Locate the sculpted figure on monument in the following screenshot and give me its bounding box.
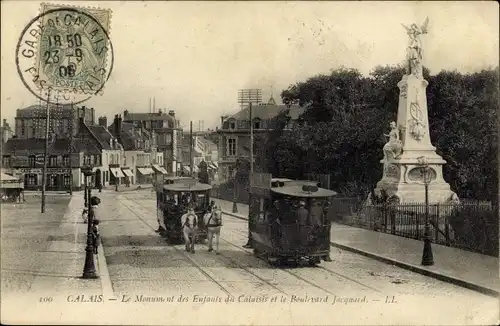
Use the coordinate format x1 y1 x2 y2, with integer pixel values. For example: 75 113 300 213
383 121 403 166
402 17 429 79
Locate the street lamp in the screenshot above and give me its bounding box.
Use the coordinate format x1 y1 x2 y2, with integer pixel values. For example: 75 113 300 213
238 89 262 249
81 165 98 279
418 156 434 266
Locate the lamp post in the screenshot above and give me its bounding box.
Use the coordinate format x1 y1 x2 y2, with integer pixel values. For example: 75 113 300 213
238 89 262 249
418 156 434 266
81 165 98 279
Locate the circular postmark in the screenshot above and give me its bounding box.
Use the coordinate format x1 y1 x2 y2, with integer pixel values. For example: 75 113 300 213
16 6 114 105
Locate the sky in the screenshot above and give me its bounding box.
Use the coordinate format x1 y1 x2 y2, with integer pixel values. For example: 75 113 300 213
1 1 498 130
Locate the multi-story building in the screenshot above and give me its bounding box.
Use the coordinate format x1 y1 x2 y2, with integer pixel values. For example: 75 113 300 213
121 109 182 175
14 104 95 139
2 105 123 190
180 134 218 179
216 95 305 183
0 119 14 144
109 114 166 185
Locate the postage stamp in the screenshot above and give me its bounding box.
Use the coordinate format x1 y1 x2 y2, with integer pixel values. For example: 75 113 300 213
36 3 112 94
16 4 114 105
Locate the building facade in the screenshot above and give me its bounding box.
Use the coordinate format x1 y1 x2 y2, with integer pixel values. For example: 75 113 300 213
121 109 182 175
2 105 123 191
0 119 14 144
216 96 305 183
109 114 165 185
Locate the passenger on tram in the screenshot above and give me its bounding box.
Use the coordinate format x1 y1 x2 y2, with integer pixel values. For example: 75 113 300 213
296 200 309 226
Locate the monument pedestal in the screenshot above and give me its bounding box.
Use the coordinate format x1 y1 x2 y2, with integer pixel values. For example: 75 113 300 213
374 74 457 204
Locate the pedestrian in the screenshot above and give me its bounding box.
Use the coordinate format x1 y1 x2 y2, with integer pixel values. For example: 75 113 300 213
296 200 309 226
82 208 89 223
204 206 223 254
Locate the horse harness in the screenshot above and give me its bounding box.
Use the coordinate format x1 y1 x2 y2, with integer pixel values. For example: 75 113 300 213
206 211 222 227
183 212 198 229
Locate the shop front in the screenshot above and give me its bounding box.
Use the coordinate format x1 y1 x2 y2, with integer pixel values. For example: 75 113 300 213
121 168 134 186
109 167 125 185
137 166 154 184
14 168 72 191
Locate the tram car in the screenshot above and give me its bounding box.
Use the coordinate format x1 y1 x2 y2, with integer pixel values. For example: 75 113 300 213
156 177 212 244
249 174 336 266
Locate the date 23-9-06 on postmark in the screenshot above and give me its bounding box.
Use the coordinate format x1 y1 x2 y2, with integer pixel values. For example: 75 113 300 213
16 3 114 105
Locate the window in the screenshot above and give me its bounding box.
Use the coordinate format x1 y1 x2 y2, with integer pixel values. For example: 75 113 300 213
63 175 71 186
253 119 261 129
25 174 37 186
226 138 236 156
90 155 95 165
63 155 70 166
124 155 127 166
95 155 101 166
29 156 35 167
229 120 236 129
227 166 234 178
2 156 11 167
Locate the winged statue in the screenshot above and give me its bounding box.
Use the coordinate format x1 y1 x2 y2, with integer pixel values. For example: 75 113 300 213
402 17 429 78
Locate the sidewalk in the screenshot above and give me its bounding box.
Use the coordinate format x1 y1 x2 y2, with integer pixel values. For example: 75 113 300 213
213 198 500 297
24 194 107 297
101 184 154 193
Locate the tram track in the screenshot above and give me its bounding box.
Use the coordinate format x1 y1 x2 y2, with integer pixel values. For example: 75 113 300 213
122 195 381 296
124 197 288 296
117 199 233 297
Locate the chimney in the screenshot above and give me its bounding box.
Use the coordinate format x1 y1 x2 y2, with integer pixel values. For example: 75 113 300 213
168 110 175 117
91 108 95 125
124 110 129 117
98 116 108 127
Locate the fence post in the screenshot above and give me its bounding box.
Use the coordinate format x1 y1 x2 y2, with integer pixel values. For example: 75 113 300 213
435 204 439 242
415 204 420 239
391 206 396 234
445 205 451 246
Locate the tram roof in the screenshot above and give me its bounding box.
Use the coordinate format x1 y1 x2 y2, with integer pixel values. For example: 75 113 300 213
163 183 212 192
271 184 337 198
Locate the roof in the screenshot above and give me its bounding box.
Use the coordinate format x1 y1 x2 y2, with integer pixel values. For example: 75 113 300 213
108 122 151 151
228 103 305 121
16 104 74 118
87 125 113 150
123 112 176 122
163 183 212 192
271 184 337 198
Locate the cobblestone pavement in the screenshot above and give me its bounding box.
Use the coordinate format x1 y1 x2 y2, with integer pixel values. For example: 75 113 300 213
98 192 497 325
2 192 497 325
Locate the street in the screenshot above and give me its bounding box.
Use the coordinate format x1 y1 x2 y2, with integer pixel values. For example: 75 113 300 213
1 190 498 325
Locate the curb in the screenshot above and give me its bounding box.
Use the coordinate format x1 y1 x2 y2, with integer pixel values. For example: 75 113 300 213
96 242 116 300
221 209 499 298
329 241 499 298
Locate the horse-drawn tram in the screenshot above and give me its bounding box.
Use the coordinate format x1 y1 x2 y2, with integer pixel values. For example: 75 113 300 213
250 173 337 266
156 177 212 244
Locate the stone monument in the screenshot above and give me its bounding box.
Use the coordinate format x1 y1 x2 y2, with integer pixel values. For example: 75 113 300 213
374 18 458 204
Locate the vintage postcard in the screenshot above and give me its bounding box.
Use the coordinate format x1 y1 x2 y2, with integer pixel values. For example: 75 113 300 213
1 1 499 325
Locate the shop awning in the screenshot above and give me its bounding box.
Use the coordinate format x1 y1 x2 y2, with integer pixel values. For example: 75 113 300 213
110 168 125 178
183 165 199 173
137 167 153 175
208 162 218 170
1 173 24 189
152 165 168 175
122 169 134 177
